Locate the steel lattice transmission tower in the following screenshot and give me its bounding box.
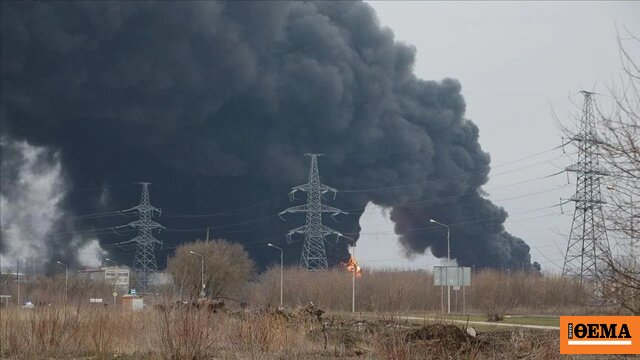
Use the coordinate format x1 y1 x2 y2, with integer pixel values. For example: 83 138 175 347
119 183 164 293
279 154 347 271
562 91 611 292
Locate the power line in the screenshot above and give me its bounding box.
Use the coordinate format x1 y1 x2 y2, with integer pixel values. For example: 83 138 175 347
64 182 139 194
98 176 572 237
54 146 575 249
61 210 129 220
340 152 570 194
156 201 573 263
348 202 570 238
352 171 567 215
344 181 570 213
163 214 278 233
48 169 569 241
322 143 565 165
63 145 569 222
47 226 136 236
158 166 564 219
347 212 566 237
156 169 569 239
242 203 567 248
157 147 573 219
492 144 564 169
163 195 288 218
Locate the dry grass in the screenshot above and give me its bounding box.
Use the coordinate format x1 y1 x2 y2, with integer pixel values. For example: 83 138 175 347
1 304 630 359
2 268 599 316
0 304 328 359
0 304 157 359
0 268 622 359
249 267 594 315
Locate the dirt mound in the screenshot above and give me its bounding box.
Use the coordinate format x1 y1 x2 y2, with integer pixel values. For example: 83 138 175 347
196 298 225 312
233 302 326 324
153 299 225 313
294 302 325 321
487 313 504 322
406 324 471 343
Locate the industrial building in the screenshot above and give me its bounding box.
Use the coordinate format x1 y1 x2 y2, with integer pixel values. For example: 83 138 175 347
76 266 130 295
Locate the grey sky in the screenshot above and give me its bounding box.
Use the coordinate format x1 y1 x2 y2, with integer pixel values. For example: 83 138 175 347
358 1 640 272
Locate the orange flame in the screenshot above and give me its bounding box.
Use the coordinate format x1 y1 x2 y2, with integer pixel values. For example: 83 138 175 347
343 255 362 277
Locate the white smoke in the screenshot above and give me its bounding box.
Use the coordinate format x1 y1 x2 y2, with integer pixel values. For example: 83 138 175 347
76 239 107 267
0 138 106 269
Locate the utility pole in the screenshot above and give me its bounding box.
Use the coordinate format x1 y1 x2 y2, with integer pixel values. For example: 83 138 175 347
351 245 356 313
56 261 68 304
189 251 205 298
430 219 451 314
16 259 20 306
268 243 283 308
116 183 164 294
562 91 611 297
104 258 118 305
279 154 347 271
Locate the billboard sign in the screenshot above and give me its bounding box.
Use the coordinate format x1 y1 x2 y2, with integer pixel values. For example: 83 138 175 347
433 266 471 287
105 269 130 286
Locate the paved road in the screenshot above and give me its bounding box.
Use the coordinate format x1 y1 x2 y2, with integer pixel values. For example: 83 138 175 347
352 313 561 331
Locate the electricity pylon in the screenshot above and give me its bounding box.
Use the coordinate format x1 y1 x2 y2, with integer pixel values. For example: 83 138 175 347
279 154 347 271
562 91 611 295
116 182 164 293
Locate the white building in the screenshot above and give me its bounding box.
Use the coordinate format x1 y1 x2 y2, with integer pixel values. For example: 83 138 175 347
76 266 130 294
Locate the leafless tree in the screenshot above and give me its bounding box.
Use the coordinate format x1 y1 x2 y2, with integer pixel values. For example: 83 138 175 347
167 239 255 300
594 27 639 314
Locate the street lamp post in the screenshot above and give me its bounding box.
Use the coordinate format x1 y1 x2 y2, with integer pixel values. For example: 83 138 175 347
430 219 451 314
56 261 68 305
16 259 20 306
268 243 284 308
189 251 205 298
351 245 356 313
104 258 118 306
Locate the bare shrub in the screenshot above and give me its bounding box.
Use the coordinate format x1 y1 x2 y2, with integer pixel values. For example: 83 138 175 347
168 239 255 300
155 306 217 360
227 312 294 355
1 305 86 359
0 300 600 359
250 267 438 313
5 275 116 307
85 306 117 356
371 329 415 360
0 267 601 359
249 267 591 315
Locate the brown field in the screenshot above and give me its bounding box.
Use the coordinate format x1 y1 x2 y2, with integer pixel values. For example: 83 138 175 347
249 268 595 315
0 269 634 359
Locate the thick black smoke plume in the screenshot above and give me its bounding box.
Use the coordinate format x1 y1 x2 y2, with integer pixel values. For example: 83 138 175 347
1 1 532 270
